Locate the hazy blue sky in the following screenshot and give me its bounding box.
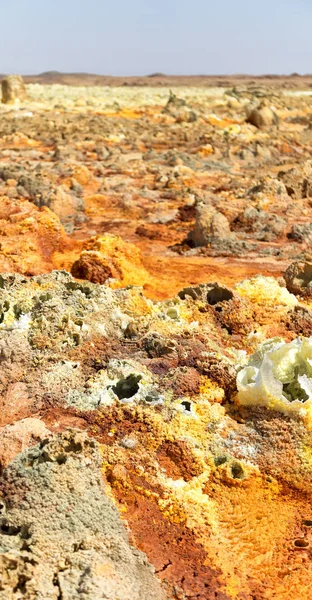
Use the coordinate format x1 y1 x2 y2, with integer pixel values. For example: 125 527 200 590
1 0 311 75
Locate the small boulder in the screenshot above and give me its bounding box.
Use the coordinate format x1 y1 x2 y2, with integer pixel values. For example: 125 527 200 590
284 261 312 296
285 305 312 337
246 99 278 129
188 204 232 247
1 75 26 104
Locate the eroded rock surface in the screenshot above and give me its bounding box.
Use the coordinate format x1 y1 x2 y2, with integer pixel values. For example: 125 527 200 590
0 430 167 600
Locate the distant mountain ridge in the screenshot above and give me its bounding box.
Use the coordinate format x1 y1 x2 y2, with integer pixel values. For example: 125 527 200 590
0 72 310 88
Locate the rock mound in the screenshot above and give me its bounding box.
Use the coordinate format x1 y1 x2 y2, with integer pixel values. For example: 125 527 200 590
71 234 150 287
163 91 197 122
188 203 232 247
1 75 26 104
0 430 167 600
0 197 74 275
284 261 312 296
246 99 278 129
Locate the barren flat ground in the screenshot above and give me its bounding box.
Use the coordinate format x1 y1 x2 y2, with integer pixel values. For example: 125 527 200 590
2 78 312 599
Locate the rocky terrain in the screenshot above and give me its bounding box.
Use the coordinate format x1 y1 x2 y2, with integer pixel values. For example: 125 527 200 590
1 78 312 598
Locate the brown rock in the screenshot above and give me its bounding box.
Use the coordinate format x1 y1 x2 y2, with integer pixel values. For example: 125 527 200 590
1 75 27 104
285 305 312 336
246 99 278 129
212 295 254 336
71 250 117 283
284 261 312 296
188 204 232 247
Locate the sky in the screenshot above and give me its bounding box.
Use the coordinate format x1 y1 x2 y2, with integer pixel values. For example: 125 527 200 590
1 0 311 75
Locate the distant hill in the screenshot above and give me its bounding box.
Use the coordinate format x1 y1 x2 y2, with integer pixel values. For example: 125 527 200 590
0 72 310 88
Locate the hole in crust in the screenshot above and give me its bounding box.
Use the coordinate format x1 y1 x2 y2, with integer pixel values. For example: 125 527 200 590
0 522 21 536
112 374 142 400
302 519 312 527
231 461 245 479
294 538 309 548
207 286 233 306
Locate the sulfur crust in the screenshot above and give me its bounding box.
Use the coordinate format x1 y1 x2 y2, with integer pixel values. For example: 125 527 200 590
236 336 312 417
235 275 298 307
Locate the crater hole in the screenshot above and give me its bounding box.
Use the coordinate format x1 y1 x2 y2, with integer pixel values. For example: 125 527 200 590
207 286 233 306
294 538 309 548
302 519 312 527
112 374 142 400
231 461 245 479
